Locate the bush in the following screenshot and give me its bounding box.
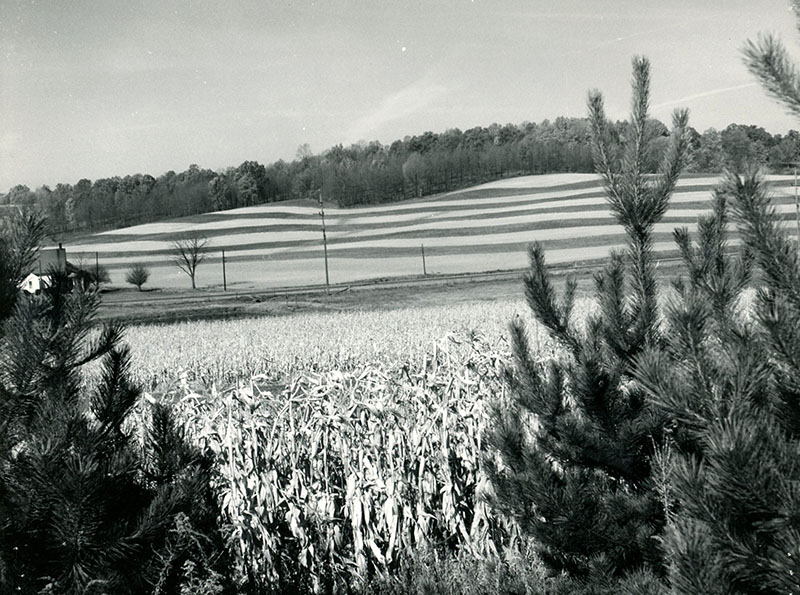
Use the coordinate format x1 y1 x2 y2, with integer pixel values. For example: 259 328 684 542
126 262 151 290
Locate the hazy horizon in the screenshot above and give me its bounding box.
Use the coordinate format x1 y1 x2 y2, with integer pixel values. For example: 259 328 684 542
3 0 800 192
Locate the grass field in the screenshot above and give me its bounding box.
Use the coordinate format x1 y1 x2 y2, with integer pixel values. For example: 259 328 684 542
65 173 798 290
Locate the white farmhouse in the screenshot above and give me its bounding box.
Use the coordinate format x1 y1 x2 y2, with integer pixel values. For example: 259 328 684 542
19 244 68 295
19 272 54 294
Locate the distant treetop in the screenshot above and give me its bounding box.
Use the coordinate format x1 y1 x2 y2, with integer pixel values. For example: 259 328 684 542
2 118 797 235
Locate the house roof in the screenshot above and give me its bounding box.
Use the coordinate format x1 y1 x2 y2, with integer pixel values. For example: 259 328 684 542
33 247 66 275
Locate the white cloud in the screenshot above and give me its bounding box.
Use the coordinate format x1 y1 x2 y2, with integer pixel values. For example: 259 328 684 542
652 83 758 110
348 79 450 141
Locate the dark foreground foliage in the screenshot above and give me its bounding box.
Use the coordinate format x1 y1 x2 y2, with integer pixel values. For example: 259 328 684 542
486 56 690 595
635 171 800 594
489 6 800 590
0 214 232 595
626 8 800 592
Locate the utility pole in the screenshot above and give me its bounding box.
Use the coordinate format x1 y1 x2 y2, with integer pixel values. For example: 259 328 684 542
319 190 330 294
222 249 227 291
783 163 800 244
421 243 427 276
795 166 800 244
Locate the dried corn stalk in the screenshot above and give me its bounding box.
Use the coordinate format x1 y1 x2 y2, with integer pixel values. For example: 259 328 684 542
151 333 527 592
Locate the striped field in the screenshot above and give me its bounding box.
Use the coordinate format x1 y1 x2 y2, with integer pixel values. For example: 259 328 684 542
66 173 799 290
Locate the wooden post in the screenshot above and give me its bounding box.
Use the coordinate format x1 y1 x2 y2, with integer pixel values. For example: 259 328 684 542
95 252 99 278
319 191 330 294
222 249 227 291
795 167 799 243
421 243 427 276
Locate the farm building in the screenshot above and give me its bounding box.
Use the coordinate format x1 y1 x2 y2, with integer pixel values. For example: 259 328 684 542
19 272 54 294
19 244 68 295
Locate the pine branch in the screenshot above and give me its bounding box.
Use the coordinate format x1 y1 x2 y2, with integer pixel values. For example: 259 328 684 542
91 347 141 438
665 514 730 595
507 318 547 415
0 213 46 325
522 243 579 353
627 233 660 348
145 403 201 485
594 252 632 358
743 33 800 119
4 213 46 286
561 276 577 325
619 56 652 212
672 190 753 323
652 109 690 215
485 402 529 475
588 90 622 204
727 170 800 310
75 322 125 368
506 319 568 446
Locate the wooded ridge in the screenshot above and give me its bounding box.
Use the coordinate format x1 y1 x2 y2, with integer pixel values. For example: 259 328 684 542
3 118 796 235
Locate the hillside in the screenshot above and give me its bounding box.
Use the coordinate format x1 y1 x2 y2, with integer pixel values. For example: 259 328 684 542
65 173 798 290
7 121 800 237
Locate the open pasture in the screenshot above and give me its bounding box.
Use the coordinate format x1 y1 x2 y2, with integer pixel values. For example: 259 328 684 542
67 173 798 289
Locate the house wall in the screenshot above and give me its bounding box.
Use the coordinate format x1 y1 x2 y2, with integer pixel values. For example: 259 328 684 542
20 273 51 294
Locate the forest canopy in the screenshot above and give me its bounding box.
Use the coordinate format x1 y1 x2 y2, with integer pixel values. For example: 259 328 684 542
2 118 798 235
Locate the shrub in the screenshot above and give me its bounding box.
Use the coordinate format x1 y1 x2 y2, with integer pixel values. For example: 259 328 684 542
126 262 151 290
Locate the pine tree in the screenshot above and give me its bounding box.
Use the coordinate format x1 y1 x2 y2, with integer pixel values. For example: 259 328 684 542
0 213 44 322
625 8 800 593
636 170 800 594
485 56 689 594
0 213 231 594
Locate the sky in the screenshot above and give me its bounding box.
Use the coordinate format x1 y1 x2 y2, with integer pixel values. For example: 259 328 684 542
2 0 800 191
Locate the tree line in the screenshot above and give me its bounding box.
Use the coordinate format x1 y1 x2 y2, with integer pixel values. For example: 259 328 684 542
3 119 800 235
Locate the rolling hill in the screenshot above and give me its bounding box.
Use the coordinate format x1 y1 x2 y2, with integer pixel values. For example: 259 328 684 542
63 173 799 290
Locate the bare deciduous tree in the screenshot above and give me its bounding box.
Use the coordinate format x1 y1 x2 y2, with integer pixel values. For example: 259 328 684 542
172 233 208 289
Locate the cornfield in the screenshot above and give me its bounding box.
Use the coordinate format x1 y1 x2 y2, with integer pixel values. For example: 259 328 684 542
126 300 582 388
129 299 597 591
